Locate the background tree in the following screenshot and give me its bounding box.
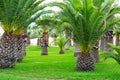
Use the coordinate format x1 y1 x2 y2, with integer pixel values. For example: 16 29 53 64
99 28 114 52
34 14 58 55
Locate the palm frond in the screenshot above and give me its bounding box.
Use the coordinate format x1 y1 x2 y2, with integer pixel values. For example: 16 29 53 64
0 0 49 35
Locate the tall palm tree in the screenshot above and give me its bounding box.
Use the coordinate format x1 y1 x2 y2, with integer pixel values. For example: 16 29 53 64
35 15 58 55
48 0 120 71
0 0 50 68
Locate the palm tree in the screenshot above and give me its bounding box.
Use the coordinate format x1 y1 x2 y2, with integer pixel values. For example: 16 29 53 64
56 36 68 54
48 0 120 70
35 14 59 55
0 0 50 68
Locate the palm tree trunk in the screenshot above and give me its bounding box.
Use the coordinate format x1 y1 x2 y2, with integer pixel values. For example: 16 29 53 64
22 40 26 56
100 29 113 52
76 53 95 71
0 32 17 68
41 46 48 55
41 29 49 55
16 35 24 62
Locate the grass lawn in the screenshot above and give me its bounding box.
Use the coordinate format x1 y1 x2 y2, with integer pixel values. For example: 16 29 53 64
0 46 120 80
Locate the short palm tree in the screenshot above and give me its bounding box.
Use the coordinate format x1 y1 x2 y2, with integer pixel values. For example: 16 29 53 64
0 0 50 68
56 36 68 54
48 0 120 70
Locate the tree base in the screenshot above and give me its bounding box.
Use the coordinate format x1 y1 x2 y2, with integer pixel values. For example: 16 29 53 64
76 53 95 71
41 53 48 55
59 50 64 54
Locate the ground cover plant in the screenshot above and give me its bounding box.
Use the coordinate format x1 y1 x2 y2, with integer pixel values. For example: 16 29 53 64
0 46 120 80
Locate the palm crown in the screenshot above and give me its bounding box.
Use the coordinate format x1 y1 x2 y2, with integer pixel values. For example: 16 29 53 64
0 0 49 35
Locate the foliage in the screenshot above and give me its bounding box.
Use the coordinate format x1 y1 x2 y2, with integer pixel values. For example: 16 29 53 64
48 0 120 54
0 0 49 35
56 36 68 50
101 43 120 64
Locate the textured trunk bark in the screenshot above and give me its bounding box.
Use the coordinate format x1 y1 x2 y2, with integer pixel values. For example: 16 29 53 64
100 29 113 52
41 46 48 55
76 53 95 71
16 36 24 62
22 41 26 56
0 32 17 68
74 43 81 57
41 29 49 55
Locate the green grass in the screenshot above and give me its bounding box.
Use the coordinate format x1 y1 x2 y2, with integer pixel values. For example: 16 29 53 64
0 46 120 80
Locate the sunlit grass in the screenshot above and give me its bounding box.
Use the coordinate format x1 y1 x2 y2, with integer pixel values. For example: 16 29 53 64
0 45 120 80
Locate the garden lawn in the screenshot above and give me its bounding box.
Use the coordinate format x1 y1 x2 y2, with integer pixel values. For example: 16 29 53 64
0 46 120 80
